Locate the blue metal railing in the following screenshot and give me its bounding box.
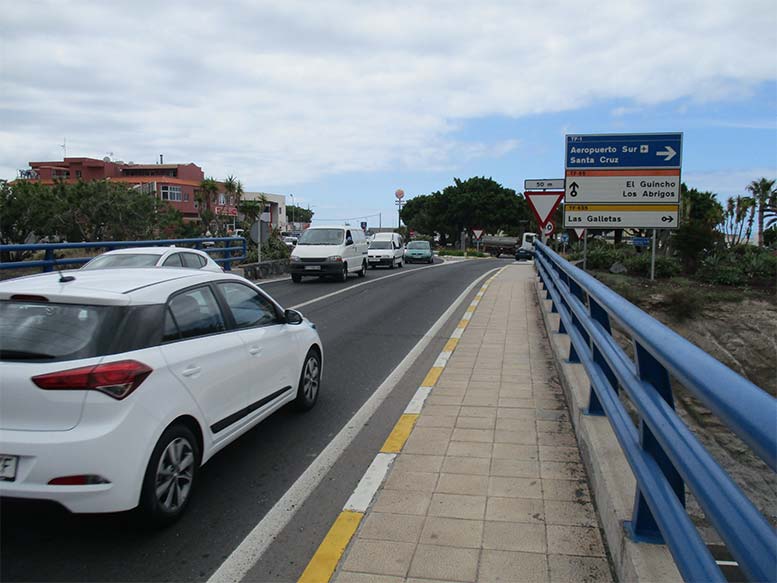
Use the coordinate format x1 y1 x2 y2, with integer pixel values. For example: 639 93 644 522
533 241 776 583
0 237 247 272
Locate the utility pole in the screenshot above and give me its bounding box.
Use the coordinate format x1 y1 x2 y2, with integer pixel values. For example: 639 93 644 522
290 193 295 230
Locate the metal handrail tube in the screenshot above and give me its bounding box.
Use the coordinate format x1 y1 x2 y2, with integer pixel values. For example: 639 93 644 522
0 238 247 272
535 245 777 582
538 254 776 582
537 243 776 471
535 256 725 582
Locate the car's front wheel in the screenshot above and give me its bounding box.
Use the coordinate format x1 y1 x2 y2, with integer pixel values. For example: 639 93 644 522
291 274 302 283
295 349 321 411
139 423 200 527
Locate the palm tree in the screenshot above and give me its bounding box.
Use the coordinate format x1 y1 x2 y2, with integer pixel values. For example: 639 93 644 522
746 178 776 246
197 177 219 214
223 175 237 207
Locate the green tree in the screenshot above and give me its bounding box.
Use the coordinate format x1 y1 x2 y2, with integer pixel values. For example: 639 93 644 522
401 177 530 244
0 180 60 260
286 204 314 224
746 177 776 246
197 177 219 233
723 195 756 247
673 185 724 273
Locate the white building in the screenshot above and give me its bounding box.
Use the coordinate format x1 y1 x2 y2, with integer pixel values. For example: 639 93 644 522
242 191 287 230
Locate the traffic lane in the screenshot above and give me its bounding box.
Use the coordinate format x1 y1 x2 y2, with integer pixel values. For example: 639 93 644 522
256 256 445 309
0 259 502 583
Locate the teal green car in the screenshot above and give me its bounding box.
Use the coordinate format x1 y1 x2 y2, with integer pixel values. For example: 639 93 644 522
404 240 434 264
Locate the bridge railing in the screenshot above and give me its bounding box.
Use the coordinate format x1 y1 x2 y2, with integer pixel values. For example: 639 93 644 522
0 237 247 272
533 241 776 583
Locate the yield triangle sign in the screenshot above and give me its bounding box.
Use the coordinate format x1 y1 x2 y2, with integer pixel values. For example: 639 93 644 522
526 190 564 227
472 228 484 240
574 228 586 239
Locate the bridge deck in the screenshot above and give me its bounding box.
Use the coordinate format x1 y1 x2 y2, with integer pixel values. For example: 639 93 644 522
333 265 613 583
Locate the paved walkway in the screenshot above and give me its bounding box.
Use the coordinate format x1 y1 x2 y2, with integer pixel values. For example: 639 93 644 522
333 265 612 583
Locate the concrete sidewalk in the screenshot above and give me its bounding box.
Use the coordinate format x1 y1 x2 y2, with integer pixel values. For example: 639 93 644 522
333 265 612 583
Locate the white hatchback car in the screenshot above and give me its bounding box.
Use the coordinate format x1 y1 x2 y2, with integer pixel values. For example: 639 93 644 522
81 246 223 272
0 269 322 525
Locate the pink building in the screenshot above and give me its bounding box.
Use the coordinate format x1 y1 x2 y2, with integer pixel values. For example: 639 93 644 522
20 158 210 221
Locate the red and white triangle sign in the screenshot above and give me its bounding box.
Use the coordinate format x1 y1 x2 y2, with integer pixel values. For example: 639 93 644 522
575 228 586 238
525 190 564 228
472 228 484 240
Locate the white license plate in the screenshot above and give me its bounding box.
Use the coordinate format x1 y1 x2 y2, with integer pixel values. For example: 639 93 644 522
368 258 380 262
304 265 321 270
0 455 18 481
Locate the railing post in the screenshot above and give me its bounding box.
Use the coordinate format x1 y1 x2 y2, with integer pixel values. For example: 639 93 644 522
627 342 685 543
43 249 54 273
585 298 617 416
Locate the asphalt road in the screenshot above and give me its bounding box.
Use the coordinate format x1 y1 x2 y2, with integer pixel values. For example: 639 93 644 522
0 257 506 583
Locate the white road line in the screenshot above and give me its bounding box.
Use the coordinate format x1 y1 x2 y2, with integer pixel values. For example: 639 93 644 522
343 453 396 512
290 261 452 310
450 328 464 339
404 387 432 414
433 351 452 368
208 266 502 583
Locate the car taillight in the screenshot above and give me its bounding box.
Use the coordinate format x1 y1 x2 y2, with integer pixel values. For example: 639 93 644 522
32 360 153 400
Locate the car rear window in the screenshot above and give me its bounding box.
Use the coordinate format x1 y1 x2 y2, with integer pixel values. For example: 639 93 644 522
0 302 116 361
369 241 392 249
82 253 162 269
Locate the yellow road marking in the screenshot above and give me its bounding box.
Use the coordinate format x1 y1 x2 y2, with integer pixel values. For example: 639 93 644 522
421 365 444 387
380 414 419 453
457 319 469 329
298 510 363 583
443 338 459 352
466 305 476 313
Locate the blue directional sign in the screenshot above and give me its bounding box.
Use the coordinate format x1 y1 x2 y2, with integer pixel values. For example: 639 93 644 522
566 133 682 169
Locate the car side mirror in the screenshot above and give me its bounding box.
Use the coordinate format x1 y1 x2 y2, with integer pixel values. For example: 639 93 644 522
284 309 303 325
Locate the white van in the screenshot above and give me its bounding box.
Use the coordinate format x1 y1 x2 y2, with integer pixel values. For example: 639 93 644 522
368 232 404 269
289 225 368 283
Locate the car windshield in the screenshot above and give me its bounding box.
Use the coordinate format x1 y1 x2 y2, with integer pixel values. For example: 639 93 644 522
369 241 392 249
82 253 162 269
297 229 344 245
0 302 116 361
407 241 430 249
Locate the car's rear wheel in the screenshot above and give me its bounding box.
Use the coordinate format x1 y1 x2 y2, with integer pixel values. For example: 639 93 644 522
139 424 200 527
295 349 321 411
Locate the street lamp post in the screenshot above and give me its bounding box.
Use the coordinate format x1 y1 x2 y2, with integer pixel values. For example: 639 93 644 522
290 193 295 230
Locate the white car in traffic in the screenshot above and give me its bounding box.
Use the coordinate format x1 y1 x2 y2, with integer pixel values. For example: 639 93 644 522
0 268 322 525
82 246 223 272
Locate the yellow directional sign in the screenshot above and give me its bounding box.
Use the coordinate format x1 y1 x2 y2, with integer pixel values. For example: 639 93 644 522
564 203 679 229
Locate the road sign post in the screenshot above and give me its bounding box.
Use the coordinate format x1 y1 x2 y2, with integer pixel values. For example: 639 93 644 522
651 229 657 281
564 133 682 231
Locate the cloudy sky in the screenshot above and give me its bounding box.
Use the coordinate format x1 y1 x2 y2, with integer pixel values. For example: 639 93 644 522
2 0 775 226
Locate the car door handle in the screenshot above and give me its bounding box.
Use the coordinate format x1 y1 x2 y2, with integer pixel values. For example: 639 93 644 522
182 366 201 377
248 346 262 356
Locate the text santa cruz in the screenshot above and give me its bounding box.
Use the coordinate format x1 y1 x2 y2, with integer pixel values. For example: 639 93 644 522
568 144 647 165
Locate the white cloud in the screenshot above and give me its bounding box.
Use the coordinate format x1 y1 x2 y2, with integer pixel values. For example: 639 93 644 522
1 0 775 188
